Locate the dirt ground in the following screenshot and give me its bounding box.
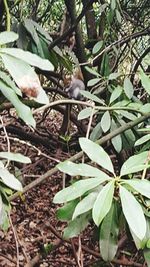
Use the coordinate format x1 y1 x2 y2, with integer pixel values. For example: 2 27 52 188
0 112 147 267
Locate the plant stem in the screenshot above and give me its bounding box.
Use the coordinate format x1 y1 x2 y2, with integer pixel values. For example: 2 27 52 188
3 0 11 31
9 112 150 201
33 99 144 115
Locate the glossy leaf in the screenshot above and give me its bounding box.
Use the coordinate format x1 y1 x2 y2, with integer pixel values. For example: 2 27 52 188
0 194 2 215
53 178 103 204
144 249 150 266
124 77 134 99
122 179 150 199
78 107 97 120
0 80 36 127
111 120 122 153
131 218 150 249
72 191 98 219
90 121 102 141
140 70 150 95
120 185 146 240
101 111 111 133
79 137 114 174
135 134 150 146
0 70 21 96
120 151 149 176
1 53 49 104
81 90 105 105
0 31 18 45
111 0 116 10
63 213 89 239
0 152 31 163
56 200 79 221
108 72 120 80
92 181 114 226
57 161 110 179
117 110 137 121
140 103 150 113
92 41 103 54
87 78 101 87
109 86 122 104
100 202 119 261
116 10 122 23
0 161 23 191
85 66 100 77
1 47 54 71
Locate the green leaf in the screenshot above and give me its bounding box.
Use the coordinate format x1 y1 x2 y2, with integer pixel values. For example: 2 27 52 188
111 0 116 10
56 200 79 221
87 78 101 87
85 66 100 77
120 185 146 240
90 121 102 141
100 202 119 261
140 70 150 95
0 31 18 45
144 249 150 266
53 178 103 204
72 191 98 219
123 77 134 99
101 111 111 133
117 110 137 121
109 86 122 104
138 128 150 132
78 107 97 120
108 72 120 80
92 181 114 226
111 120 122 153
1 53 49 104
147 240 150 248
0 80 36 127
92 41 103 54
79 138 114 174
57 161 110 179
140 103 150 113
1 48 54 71
63 213 89 239
120 151 149 176
81 90 105 105
0 152 31 163
113 100 130 107
0 204 10 231
130 228 145 249
122 179 150 199
24 19 41 47
135 134 150 146
0 70 21 96
0 194 2 215
31 20 52 41
0 161 23 191
116 9 122 23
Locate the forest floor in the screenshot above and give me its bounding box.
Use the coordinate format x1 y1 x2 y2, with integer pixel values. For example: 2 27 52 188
0 111 147 267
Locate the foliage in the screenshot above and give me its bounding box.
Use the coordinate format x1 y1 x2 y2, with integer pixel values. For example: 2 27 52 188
0 0 150 265
54 138 150 261
0 152 31 230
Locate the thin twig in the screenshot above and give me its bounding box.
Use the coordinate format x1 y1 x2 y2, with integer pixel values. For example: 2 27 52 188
93 27 150 66
8 213 19 267
9 112 150 201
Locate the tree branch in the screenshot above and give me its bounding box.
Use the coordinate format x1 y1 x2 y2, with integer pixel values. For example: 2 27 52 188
48 0 95 50
9 111 150 201
93 27 150 66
